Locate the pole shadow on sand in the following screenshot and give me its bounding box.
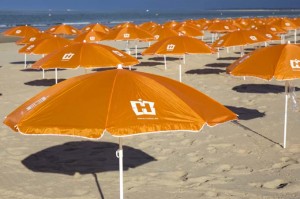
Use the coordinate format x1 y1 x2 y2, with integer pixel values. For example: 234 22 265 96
22 141 156 199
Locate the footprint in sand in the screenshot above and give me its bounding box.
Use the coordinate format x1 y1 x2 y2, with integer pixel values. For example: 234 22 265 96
272 157 298 169
249 179 289 189
262 179 289 189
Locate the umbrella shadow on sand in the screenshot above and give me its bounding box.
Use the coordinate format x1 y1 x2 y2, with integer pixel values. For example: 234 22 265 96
217 57 239 61
225 105 265 120
226 106 281 146
10 61 36 65
22 141 156 199
24 79 66 86
21 68 66 72
204 63 230 68
136 61 164 67
148 57 181 61
232 84 300 94
185 68 225 75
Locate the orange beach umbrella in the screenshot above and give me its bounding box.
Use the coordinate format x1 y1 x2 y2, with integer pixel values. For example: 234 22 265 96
104 23 154 57
227 43 300 148
81 23 110 33
46 24 81 35
142 35 215 81
18 35 72 69
73 29 107 43
16 32 53 45
4 68 237 199
32 42 139 83
2 25 40 38
212 30 272 57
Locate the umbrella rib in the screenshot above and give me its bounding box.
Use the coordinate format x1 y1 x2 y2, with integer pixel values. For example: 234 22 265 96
104 70 119 128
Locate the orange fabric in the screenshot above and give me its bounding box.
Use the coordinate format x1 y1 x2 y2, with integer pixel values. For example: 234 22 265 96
2 25 40 37
174 24 204 37
227 44 300 80
205 21 239 33
31 42 139 69
212 30 271 48
81 23 110 33
148 25 178 41
4 69 237 138
73 29 107 43
142 35 215 55
104 25 154 41
139 21 159 32
18 36 73 55
16 32 53 45
268 18 298 30
46 24 81 35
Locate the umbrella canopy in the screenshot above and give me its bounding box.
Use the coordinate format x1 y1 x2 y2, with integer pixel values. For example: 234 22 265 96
227 43 300 80
16 32 53 45
142 35 215 55
227 43 300 148
46 24 81 35
32 42 139 69
174 23 204 37
4 68 237 137
73 29 107 43
148 25 179 41
139 21 160 32
212 30 270 48
142 35 215 82
2 25 40 37
3 68 237 199
81 23 110 33
204 21 239 33
31 42 139 84
104 24 154 41
19 36 73 55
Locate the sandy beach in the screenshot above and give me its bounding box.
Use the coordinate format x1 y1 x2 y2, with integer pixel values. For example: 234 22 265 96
1 30 300 199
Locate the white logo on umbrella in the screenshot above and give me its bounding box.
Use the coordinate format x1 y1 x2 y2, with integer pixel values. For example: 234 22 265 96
124 33 130 38
224 26 229 30
29 37 36 42
26 96 48 111
166 44 175 51
249 36 257 41
62 53 75 61
285 22 291 27
89 36 95 41
290 59 300 70
26 44 35 51
154 35 160 40
130 99 156 116
112 50 124 57
271 27 277 31
16 30 22 34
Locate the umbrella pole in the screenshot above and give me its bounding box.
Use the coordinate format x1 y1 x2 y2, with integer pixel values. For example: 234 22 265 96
135 43 138 58
24 54 27 69
164 55 167 70
183 54 186 64
42 69 45 79
283 81 289 148
240 46 244 57
294 29 297 44
179 64 182 82
55 68 58 84
117 138 124 199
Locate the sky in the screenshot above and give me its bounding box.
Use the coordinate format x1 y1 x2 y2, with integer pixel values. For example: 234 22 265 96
1 0 300 12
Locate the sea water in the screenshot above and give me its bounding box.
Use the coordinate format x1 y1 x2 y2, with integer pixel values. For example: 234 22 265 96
0 9 300 32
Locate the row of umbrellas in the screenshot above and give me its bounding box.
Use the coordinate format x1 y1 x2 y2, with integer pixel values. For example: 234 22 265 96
2 17 300 198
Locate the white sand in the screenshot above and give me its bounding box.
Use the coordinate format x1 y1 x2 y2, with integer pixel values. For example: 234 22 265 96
1 33 300 199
